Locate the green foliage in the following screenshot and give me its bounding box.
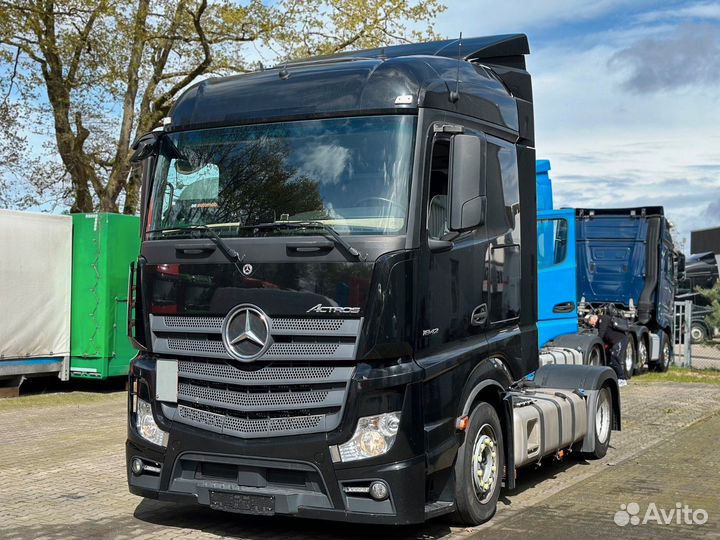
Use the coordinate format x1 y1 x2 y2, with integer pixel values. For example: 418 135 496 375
0 0 445 213
698 281 720 329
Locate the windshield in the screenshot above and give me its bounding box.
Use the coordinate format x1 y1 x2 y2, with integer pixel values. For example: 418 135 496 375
148 115 416 239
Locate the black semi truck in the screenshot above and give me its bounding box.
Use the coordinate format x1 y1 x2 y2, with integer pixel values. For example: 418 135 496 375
126 34 621 525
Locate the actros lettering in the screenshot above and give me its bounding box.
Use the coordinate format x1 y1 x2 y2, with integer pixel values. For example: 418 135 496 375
306 304 361 314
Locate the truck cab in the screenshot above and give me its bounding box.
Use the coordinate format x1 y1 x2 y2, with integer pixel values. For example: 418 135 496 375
126 35 619 526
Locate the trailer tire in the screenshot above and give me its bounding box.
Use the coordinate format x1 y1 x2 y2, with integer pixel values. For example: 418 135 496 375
623 336 635 379
451 402 504 526
586 386 612 459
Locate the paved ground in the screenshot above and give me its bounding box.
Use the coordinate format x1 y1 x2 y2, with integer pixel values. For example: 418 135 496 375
1 380 719 540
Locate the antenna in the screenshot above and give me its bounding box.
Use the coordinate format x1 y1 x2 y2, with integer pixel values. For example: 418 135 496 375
449 32 462 103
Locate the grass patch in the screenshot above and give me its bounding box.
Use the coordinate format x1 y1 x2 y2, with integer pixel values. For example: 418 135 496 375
0 391 122 412
633 366 720 385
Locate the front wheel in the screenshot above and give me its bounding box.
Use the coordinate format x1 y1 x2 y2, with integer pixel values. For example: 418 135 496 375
452 402 504 525
653 332 672 372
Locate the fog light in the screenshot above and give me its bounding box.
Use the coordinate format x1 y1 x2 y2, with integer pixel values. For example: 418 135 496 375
369 481 389 501
131 457 144 475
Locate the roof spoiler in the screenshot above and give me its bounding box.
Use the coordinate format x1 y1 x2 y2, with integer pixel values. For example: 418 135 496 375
286 34 533 145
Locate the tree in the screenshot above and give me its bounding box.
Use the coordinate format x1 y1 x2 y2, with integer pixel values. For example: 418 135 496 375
0 0 444 214
699 281 720 330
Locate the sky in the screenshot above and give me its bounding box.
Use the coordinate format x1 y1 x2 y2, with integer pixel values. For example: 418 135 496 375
5 1 719 251
429 0 720 251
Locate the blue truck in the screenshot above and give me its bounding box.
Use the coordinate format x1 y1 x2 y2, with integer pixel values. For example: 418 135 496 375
537 160 676 376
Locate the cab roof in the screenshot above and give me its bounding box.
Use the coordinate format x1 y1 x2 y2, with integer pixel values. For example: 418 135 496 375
167 34 533 144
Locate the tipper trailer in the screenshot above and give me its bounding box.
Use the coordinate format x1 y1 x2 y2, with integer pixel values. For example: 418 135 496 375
125 34 620 525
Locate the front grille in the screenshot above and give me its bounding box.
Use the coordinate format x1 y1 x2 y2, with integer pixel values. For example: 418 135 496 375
173 360 354 438
151 312 360 438
150 314 361 361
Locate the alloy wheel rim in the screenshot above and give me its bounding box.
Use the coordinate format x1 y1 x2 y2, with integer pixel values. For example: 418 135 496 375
625 342 634 374
596 391 611 443
471 424 499 503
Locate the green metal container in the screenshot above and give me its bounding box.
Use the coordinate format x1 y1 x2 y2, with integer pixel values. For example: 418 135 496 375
70 213 140 379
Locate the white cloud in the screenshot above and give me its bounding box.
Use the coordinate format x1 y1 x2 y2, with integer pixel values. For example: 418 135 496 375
635 1 720 23
297 144 351 184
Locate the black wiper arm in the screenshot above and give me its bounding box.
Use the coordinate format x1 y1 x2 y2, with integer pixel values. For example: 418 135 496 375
147 225 245 272
240 221 365 261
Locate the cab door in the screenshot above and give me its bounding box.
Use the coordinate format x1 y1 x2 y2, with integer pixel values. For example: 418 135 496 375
537 209 578 347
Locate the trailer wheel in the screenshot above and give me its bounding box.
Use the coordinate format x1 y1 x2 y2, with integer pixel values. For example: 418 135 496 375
653 332 671 372
451 402 504 525
623 337 635 379
587 386 612 459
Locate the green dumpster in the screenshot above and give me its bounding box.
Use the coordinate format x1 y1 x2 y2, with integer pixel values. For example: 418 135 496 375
70 213 140 379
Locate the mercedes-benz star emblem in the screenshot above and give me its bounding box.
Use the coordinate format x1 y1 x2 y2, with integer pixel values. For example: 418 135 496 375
221 304 271 362
242 263 253 276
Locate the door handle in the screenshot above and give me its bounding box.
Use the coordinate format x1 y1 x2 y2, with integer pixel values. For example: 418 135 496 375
471 304 488 326
553 302 576 314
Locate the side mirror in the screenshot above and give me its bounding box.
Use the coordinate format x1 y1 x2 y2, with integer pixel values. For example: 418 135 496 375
131 132 161 163
448 134 487 232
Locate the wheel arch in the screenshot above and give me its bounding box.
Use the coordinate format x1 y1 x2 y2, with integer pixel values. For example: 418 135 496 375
547 332 605 365
457 358 514 490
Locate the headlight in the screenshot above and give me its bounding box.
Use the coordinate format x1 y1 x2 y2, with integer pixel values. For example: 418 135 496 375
136 398 168 447
337 412 401 462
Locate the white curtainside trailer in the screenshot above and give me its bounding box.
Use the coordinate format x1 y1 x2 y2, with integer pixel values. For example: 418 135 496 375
0 210 72 392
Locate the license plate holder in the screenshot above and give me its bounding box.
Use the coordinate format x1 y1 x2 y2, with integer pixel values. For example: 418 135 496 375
209 491 276 516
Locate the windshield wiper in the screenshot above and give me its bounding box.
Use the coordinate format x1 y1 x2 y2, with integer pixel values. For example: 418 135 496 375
240 221 365 261
147 225 245 273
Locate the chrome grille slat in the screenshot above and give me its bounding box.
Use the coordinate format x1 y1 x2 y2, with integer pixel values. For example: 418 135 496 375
162 338 355 360
177 360 353 385
150 314 360 336
177 381 345 411
177 405 328 437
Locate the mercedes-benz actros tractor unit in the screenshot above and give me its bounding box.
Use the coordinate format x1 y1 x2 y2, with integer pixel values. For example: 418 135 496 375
126 34 621 526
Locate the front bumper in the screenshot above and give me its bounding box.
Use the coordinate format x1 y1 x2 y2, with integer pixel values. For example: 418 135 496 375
127 427 427 524
126 355 429 524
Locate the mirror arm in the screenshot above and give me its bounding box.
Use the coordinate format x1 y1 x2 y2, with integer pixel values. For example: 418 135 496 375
428 238 454 253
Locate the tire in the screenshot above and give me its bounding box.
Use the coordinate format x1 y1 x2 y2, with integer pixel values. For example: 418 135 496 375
586 386 612 459
691 323 708 344
623 337 635 379
637 337 649 371
587 345 603 366
451 402 504 526
653 332 672 372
